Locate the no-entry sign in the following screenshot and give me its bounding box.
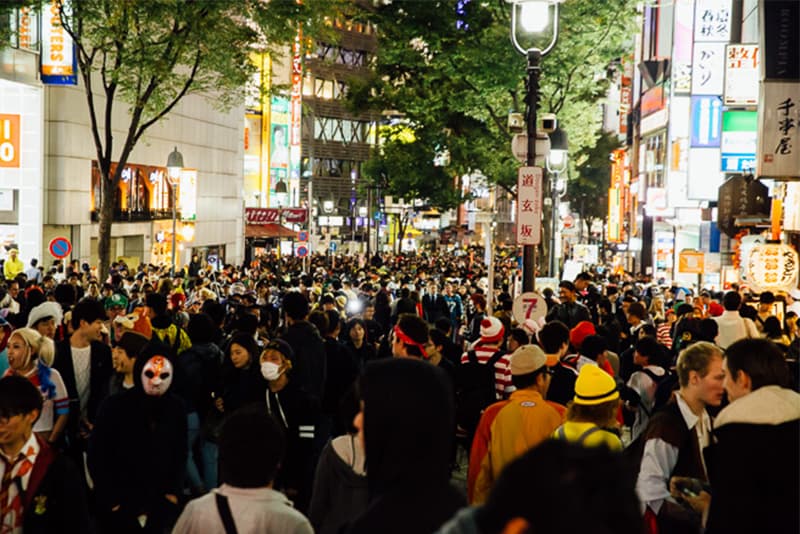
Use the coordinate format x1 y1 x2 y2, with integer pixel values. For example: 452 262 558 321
48 237 72 259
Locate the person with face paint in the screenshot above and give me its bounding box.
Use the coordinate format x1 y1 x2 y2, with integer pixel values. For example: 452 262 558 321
88 346 188 533
259 339 318 512
3 328 69 446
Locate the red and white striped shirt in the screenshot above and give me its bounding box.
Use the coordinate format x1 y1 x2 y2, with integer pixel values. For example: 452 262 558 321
460 345 514 399
656 322 673 349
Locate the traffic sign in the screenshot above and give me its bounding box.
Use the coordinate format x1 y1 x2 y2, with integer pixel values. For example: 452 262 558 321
296 244 309 258
48 237 72 259
297 231 308 242
329 241 338 252
512 291 547 325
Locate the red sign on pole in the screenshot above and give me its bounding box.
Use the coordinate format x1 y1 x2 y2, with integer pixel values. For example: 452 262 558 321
48 237 72 259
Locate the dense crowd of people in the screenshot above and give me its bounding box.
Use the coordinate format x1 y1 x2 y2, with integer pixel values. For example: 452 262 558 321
0 248 798 534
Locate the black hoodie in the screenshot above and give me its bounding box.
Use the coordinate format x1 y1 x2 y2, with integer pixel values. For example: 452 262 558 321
280 320 327 403
348 358 466 534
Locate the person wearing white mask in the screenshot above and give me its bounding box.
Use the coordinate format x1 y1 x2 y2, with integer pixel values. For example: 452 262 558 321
259 339 318 512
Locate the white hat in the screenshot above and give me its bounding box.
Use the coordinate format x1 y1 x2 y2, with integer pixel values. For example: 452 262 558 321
26 301 64 329
791 289 800 300
509 344 548 376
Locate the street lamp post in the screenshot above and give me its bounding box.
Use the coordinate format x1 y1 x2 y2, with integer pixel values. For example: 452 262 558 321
166 146 184 277
507 0 562 291
546 127 568 278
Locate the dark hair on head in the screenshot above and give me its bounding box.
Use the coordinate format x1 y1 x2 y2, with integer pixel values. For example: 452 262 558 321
580 335 607 361
725 338 790 390
699 318 719 342
434 317 452 334
759 291 776 304
71 298 106 330
428 328 448 348
508 328 530 347
638 324 657 337
396 313 430 358
539 321 570 353
627 302 646 320
511 368 547 390
739 304 757 320
219 406 286 488
233 313 258 336
575 272 592 282
346 318 367 341
0 375 43 420
145 292 167 315
186 313 217 344
762 316 783 339
308 310 329 338
479 440 640 534
201 300 225 326
324 309 341 336
635 336 663 362
598 298 612 314
283 291 310 320
722 291 742 311
676 302 695 317
559 280 576 293
227 333 260 366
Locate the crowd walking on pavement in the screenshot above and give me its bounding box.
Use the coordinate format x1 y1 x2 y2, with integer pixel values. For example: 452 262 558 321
0 248 798 533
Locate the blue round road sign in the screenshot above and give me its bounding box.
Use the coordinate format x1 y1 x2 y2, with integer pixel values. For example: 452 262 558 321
329 241 338 252
296 245 309 258
297 231 309 242
49 237 72 259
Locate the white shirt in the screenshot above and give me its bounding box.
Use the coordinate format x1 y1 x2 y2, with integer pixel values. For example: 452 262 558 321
173 484 313 534
636 393 712 514
713 310 760 349
70 345 92 418
627 365 666 442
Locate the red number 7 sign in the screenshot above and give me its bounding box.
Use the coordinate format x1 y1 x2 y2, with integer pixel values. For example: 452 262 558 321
522 298 539 320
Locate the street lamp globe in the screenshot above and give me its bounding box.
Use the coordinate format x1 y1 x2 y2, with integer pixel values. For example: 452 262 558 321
166 146 184 186
507 0 563 56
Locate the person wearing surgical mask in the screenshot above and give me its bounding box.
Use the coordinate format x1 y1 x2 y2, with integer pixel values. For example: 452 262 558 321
88 348 188 533
260 339 318 512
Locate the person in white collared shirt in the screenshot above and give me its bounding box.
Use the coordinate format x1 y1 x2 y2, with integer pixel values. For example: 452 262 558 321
636 341 725 533
713 291 759 349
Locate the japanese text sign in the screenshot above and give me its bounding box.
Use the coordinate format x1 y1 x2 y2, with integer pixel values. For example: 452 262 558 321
692 42 726 95
694 0 732 42
758 82 800 178
724 44 759 106
516 167 542 246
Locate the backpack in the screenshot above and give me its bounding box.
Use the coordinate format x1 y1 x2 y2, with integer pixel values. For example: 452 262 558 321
647 368 679 414
455 349 506 437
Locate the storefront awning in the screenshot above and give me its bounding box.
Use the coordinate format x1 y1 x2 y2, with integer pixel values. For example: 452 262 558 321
245 224 296 239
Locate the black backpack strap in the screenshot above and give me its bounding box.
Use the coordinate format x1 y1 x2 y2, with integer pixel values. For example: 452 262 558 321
641 368 664 384
172 325 183 353
576 426 603 445
555 426 567 440
215 492 238 534
467 350 479 364
487 349 506 367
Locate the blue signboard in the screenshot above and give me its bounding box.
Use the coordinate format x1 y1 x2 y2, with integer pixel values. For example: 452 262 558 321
690 95 722 148
720 111 757 173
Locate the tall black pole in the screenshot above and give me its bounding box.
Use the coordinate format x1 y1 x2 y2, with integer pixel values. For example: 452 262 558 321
523 49 541 292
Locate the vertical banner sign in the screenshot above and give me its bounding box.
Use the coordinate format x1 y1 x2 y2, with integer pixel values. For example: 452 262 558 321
758 82 800 177
619 55 634 135
179 169 197 221
672 0 696 94
516 167 542 245
0 115 20 168
693 0 732 42
690 95 723 147
290 28 304 207
608 188 621 242
724 44 759 106
269 96 290 206
41 0 77 85
720 111 757 172
691 42 726 95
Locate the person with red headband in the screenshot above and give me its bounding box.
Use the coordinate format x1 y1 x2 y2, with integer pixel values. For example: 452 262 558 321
392 314 432 360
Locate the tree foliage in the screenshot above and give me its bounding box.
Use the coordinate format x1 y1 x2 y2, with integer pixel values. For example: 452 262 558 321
48 0 337 280
353 0 637 206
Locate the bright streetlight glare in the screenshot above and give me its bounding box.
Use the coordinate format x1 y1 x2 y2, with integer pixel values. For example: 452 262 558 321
519 1 550 33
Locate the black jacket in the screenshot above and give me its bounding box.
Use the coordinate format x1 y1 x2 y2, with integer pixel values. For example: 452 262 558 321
321 337 359 419
52 339 113 446
280 320 327 403
545 301 592 329
88 389 188 514
422 294 449 324
705 386 800 534
22 439 90 534
172 341 224 416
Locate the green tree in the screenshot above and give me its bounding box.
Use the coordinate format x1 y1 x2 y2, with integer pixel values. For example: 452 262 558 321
45 0 336 280
352 0 636 203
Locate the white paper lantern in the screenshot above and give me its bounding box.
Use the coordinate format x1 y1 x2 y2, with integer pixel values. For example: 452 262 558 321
746 243 799 293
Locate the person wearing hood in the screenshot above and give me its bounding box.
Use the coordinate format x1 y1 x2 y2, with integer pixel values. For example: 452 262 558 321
699 338 800 534
347 358 465 534
88 346 187 533
259 338 317 512
309 386 368 534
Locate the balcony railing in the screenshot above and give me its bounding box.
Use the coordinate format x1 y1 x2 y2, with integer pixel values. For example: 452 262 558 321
90 208 179 223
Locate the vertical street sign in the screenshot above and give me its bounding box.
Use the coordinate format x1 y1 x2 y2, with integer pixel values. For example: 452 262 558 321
516 166 542 246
